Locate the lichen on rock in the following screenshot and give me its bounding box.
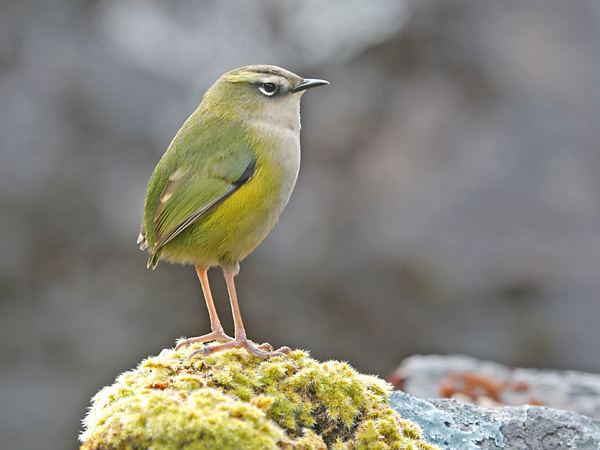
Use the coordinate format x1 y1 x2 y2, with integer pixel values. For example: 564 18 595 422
80 344 438 449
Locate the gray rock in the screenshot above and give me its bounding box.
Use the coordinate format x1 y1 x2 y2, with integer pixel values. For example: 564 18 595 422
392 355 600 418
390 391 600 450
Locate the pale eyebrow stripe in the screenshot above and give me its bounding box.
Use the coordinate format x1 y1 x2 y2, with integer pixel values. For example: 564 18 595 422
254 75 286 85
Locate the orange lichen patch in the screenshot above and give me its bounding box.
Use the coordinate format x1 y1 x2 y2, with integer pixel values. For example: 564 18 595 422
527 397 544 406
440 373 505 402
439 372 542 407
146 382 169 390
508 381 529 392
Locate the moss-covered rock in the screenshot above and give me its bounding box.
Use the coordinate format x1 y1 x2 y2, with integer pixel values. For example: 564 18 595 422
80 344 439 449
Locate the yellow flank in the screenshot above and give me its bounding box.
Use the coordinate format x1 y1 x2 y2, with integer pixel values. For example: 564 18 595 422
159 149 285 267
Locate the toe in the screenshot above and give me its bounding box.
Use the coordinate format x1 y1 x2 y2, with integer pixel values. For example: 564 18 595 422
176 332 233 350
275 346 291 354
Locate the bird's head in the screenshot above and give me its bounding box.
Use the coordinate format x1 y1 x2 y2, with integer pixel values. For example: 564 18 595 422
200 65 329 125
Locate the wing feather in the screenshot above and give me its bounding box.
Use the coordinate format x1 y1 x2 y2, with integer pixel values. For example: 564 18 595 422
140 125 256 269
155 183 236 250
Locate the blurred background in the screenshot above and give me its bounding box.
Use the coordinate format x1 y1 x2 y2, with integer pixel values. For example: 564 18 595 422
2 0 600 448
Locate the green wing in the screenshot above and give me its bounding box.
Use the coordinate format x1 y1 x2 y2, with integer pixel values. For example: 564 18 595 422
140 123 256 268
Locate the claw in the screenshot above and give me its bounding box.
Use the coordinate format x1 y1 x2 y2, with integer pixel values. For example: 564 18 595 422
257 342 274 352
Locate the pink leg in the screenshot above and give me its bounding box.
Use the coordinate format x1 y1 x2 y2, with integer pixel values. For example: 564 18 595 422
189 266 290 359
175 266 232 349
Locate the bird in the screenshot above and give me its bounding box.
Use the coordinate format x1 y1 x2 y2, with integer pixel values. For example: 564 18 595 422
137 65 328 358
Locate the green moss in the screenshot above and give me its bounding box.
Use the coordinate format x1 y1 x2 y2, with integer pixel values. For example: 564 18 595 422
80 344 439 450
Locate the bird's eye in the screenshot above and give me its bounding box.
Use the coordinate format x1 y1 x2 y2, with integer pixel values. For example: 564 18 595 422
258 83 278 96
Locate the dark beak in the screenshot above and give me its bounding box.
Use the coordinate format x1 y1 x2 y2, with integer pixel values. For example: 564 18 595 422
291 78 330 93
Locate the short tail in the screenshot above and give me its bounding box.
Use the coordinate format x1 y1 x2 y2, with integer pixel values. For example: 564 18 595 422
147 252 160 270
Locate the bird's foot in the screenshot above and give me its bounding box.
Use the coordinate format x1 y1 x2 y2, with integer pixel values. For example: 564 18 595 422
188 337 291 359
175 330 233 350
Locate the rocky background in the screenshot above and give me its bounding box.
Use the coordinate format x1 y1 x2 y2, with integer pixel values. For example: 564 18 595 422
391 391 600 450
392 354 600 418
2 1 600 449
391 355 600 449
